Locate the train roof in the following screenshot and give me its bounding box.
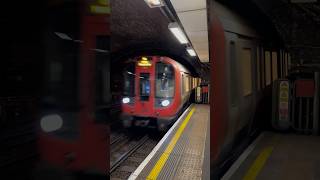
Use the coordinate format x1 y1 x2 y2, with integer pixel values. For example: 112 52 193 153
213 1 259 38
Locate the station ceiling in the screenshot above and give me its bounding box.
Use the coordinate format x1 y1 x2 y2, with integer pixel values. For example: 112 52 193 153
111 0 209 77
251 0 320 64
170 0 209 63
238 0 320 64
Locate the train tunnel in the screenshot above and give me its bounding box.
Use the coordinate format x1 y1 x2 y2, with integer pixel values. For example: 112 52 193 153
0 0 320 180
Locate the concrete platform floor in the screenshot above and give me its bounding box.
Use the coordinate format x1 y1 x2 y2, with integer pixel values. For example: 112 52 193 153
226 132 320 180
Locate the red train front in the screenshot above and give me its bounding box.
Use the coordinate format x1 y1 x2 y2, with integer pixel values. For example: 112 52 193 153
121 56 197 131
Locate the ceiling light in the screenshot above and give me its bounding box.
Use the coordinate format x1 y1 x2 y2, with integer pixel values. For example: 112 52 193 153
144 0 164 8
168 22 188 44
187 47 197 57
54 32 72 40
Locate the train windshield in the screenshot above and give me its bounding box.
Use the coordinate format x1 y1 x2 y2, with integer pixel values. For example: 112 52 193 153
44 5 80 110
123 63 135 97
156 62 175 98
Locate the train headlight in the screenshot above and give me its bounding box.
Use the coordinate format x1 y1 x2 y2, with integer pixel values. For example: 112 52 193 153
161 100 170 107
122 97 130 104
40 114 63 132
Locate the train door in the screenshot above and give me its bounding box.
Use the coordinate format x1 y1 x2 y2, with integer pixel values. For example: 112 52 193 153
135 57 155 117
236 38 256 133
224 32 240 148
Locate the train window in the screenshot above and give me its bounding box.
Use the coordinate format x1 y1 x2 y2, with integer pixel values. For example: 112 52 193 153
256 47 261 90
140 73 151 101
272 51 278 81
42 1 82 139
281 50 285 78
45 27 80 110
230 41 237 105
260 47 265 88
184 74 190 94
95 36 111 106
156 62 174 98
285 53 288 76
124 63 135 97
240 48 253 96
265 51 271 85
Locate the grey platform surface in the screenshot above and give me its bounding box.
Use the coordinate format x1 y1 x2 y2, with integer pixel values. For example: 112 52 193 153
132 104 210 180
228 132 320 180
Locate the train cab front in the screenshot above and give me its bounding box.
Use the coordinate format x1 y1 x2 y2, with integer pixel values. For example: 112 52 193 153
121 56 177 131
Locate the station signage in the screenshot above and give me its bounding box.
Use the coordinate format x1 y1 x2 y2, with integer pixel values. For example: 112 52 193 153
137 57 152 67
90 0 110 14
278 80 289 122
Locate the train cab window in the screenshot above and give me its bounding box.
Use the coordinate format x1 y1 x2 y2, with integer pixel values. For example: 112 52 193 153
265 51 271 85
140 73 150 101
272 51 278 81
43 2 82 139
95 36 111 106
124 63 135 97
95 35 111 124
240 48 253 96
156 62 174 98
46 27 80 110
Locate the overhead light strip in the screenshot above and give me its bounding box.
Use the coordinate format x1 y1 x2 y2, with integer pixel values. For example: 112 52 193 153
144 0 165 8
186 47 197 57
168 22 189 44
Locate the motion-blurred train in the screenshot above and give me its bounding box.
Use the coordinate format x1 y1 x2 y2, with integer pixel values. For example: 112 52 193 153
37 0 110 179
121 56 200 131
209 1 291 178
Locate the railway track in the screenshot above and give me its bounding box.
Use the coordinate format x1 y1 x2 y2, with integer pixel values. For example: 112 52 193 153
110 135 149 172
110 131 159 179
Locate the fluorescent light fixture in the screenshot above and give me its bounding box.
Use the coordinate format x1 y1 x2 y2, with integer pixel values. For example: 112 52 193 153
54 32 72 40
187 47 197 57
144 0 164 8
168 22 188 44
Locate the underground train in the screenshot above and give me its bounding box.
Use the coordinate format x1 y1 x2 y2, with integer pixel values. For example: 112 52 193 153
208 1 291 178
121 56 199 131
37 0 110 178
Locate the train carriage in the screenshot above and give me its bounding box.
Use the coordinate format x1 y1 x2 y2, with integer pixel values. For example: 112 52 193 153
37 0 110 178
121 56 197 131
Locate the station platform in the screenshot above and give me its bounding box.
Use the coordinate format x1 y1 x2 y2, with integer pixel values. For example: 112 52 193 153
223 132 320 180
128 104 210 180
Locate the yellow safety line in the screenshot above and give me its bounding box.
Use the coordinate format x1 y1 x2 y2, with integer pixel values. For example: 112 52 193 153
243 146 274 180
147 106 196 180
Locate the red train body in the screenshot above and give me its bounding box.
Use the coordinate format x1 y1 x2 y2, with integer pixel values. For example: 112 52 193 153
121 56 198 131
37 0 110 177
208 1 290 177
